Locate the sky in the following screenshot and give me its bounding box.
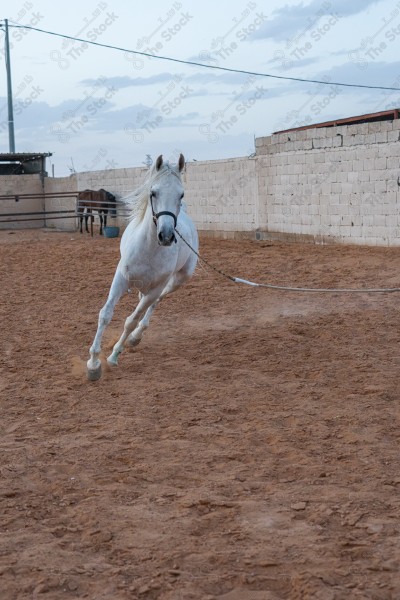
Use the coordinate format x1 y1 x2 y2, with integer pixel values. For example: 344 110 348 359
0 0 400 176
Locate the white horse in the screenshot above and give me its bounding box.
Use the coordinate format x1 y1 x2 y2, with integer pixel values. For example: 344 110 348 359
87 153 198 381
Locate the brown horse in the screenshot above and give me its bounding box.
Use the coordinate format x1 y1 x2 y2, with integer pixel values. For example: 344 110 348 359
77 189 116 236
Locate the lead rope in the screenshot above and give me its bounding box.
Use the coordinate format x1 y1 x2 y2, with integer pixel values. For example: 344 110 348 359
175 229 400 294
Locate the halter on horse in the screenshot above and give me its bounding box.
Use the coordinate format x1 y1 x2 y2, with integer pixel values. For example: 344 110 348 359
86 153 198 381
77 189 116 236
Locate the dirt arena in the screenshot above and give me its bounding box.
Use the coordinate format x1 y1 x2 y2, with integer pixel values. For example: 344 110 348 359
1 229 400 600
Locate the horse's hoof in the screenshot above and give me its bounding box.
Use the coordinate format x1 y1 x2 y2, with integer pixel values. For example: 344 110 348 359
87 359 102 381
106 352 119 367
87 365 102 381
127 336 141 348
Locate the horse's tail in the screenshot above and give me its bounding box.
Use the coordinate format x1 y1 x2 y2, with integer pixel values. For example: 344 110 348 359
109 193 117 218
99 189 117 217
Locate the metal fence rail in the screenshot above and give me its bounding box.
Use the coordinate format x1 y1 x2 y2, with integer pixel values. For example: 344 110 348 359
0 213 131 224
0 191 79 201
0 190 131 225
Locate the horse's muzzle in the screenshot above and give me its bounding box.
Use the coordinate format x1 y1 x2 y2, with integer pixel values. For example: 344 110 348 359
158 230 177 246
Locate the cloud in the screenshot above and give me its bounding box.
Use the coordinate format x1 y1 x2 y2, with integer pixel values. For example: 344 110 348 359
0 93 150 139
315 59 400 91
80 73 176 88
0 98 85 130
154 112 200 128
80 70 258 89
250 0 381 41
272 58 400 130
84 104 157 132
186 71 254 85
266 54 321 70
253 54 400 100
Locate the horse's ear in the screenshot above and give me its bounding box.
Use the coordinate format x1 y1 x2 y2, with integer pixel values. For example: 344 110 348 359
155 155 163 171
178 153 185 172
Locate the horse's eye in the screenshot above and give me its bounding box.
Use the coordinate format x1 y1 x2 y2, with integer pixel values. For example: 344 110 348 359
180 193 184 200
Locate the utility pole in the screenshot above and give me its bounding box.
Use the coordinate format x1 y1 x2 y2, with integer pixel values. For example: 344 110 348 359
4 19 15 152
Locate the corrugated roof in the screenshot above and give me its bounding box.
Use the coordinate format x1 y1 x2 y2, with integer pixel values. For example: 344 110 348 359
0 152 52 162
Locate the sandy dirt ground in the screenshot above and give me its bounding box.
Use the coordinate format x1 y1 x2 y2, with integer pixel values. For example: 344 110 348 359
1 228 400 600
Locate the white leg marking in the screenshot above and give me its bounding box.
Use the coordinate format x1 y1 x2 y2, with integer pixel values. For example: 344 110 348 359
87 268 128 378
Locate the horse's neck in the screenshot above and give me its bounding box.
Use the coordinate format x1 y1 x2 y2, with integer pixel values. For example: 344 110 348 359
133 201 157 246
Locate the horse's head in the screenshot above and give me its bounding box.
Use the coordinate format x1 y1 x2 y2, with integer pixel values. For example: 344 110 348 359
150 153 185 247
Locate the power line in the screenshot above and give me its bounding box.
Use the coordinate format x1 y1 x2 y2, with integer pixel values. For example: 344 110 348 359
3 22 400 92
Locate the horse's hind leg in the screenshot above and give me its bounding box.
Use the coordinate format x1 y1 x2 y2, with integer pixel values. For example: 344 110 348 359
99 213 103 236
107 284 165 366
126 270 192 347
87 268 128 380
127 300 159 347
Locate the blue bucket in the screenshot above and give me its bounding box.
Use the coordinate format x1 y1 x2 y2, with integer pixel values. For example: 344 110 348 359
103 226 120 238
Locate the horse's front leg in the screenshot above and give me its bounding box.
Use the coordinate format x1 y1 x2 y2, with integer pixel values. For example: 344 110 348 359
107 284 165 367
85 212 89 234
99 213 103 236
87 268 128 380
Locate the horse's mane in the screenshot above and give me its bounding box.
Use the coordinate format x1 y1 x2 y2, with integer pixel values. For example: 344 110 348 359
123 160 182 224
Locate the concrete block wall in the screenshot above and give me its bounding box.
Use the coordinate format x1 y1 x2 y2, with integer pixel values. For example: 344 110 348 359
256 119 400 245
42 158 257 237
0 175 44 229
183 157 257 235
44 175 78 231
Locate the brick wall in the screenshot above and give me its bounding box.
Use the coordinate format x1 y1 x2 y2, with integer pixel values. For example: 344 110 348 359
0 174 44 229
183 157 257 236
42 158 257 237
44 175 77 231
76 166 148 215
256 119 400 245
